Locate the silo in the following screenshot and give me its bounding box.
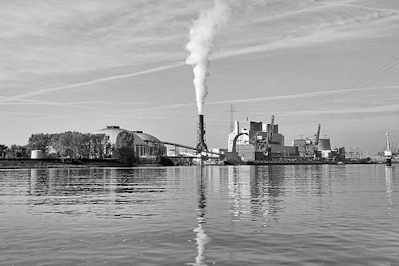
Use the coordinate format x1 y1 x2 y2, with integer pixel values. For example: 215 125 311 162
318 138 331 151
31 150 45 159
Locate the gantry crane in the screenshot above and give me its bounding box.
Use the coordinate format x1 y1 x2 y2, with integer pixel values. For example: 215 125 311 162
384 132 393 166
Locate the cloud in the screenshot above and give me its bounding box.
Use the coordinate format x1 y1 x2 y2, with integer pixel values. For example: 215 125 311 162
1 0 398 92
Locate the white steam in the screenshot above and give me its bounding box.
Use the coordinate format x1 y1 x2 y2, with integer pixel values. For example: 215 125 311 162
186 0 231 115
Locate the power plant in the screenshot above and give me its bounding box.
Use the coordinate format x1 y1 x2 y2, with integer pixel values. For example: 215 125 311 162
224 115 347 164
226 115 300 163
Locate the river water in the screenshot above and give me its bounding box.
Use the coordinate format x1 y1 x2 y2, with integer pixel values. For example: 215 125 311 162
0 165 398 265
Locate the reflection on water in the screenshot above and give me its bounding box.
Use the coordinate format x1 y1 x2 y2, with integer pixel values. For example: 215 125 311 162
1 165 398 265
22 165 399 223
29 168 168 196
28 168 169 218
249 166 285 221
385 166 393 208
188 167 210 266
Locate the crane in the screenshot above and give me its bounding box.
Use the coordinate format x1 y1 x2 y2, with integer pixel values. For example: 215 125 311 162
265 114 275 160
313 124 321 160
384 132 393 166
315 124 321 146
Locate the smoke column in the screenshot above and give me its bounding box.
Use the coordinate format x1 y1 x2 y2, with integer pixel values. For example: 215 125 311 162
186 0 230 115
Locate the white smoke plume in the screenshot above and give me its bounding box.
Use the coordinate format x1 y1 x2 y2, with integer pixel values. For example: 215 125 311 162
186 0 231 115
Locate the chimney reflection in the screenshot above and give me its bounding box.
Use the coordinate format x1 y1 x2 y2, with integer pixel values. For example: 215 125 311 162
189 166 210 266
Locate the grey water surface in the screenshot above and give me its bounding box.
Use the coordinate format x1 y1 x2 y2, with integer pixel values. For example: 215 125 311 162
1 165 398 265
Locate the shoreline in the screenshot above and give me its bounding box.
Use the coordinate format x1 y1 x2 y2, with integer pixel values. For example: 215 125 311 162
0 158 138 169
0 158 391 169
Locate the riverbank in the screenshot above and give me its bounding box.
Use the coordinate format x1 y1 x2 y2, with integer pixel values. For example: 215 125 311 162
0 158 390 169
251 161 377 165
0 158 138 169
227 159 383 166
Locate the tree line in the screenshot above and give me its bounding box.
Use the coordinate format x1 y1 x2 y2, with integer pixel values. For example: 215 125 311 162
0 132 107 159
0 144 29 158
27 132 107 159
1 131 159 164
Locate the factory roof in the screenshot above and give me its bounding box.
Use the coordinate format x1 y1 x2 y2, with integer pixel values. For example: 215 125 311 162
134 132 162 144
96 126 126 144
95 126 163 145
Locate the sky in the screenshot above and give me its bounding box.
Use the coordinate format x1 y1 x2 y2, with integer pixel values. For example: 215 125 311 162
1 0 399 153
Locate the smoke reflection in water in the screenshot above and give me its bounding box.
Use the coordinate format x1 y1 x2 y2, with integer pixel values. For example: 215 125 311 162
189 167 210 266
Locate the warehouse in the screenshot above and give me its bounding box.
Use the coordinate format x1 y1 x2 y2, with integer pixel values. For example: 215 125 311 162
95 126 166 163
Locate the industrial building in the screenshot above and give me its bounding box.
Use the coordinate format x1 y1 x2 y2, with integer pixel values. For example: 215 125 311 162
27 126 166 164
226 116 347 163
292 125 345 161
95 126 166 162
226 116 299 162
227 121 249 151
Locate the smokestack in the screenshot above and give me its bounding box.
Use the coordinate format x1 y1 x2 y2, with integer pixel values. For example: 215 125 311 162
196 114 208 153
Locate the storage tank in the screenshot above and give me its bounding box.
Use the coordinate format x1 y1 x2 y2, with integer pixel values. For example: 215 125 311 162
318 138 331 151
31 150 45 159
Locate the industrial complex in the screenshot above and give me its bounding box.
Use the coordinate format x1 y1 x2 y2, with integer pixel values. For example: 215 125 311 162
224 115 345 164
0 115 394 167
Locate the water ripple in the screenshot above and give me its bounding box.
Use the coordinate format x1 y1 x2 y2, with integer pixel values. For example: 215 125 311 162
0 165 398 265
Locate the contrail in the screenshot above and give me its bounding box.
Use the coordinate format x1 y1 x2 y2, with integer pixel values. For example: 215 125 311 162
250 0 397 25
206 85 399 105
337 3 399 14
112 84 399 114
0 62 184 102
280 104 399 116
0 98 146 107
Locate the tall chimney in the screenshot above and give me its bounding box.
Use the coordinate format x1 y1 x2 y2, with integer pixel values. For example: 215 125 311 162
196 114 208 153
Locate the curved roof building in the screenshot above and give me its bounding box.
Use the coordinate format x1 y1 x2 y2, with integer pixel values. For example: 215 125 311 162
96 126 127 144
95 126 166 161
134 132 162 144
96 126 163 145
